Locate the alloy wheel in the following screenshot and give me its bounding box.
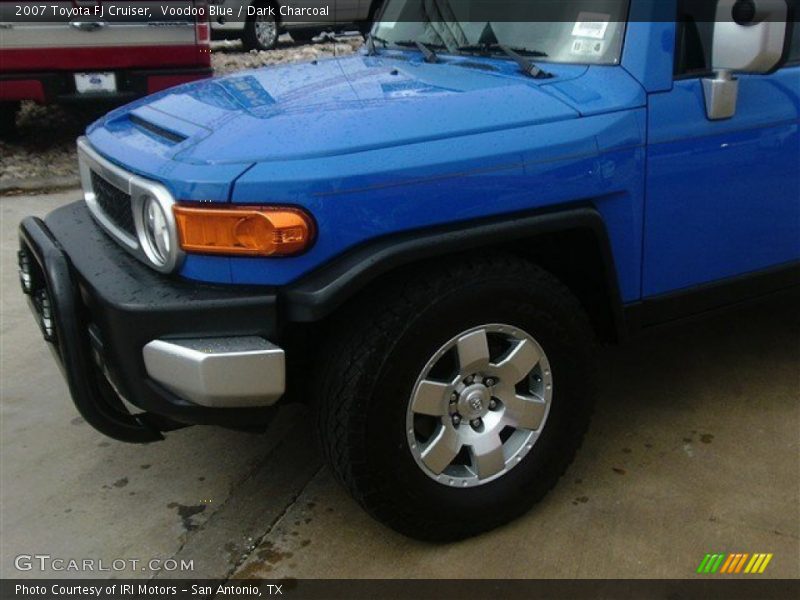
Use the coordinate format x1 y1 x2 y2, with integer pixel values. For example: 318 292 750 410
255 14 278 49
406 324 553 487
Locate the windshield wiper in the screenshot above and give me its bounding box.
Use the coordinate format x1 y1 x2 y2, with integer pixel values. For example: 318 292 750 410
457 44 548 58
367 34 440 63
366 33 388 56
499 44 552 79
414 40 439 63
456 43 552 79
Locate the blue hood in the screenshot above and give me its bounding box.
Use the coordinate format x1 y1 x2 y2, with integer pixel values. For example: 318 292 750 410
95 54 583 165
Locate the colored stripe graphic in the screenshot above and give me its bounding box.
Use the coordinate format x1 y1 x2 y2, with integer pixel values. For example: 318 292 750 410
713 554 726 573
698 553 772 575
700 554 726 573
721 553 739 573
746 554 763 573
758 554 773 573
697 554 711 574
697 554 712 574
719 554 735 573
734 553 749 573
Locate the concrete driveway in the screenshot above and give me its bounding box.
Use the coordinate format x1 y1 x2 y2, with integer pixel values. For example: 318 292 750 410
1 191 798 581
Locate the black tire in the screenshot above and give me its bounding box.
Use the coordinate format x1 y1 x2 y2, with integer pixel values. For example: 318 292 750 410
0 102 20 138
290 29 318 43
315 253 596 541
242 1 279 51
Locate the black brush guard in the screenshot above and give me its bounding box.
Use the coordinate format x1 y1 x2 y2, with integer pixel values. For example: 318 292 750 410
18 216 169 442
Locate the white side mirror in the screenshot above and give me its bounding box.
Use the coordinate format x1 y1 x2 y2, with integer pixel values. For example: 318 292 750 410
703 0 792 120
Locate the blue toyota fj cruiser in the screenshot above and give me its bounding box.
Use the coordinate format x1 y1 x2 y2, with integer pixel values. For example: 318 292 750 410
18 0 799 540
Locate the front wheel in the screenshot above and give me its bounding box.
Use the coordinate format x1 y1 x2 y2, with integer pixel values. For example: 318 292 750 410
315 254 596 541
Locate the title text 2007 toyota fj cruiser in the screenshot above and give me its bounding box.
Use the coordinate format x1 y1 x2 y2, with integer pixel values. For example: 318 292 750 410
18 0 800 540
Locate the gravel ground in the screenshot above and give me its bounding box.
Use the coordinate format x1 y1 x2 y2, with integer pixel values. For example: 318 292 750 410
0 35 363 194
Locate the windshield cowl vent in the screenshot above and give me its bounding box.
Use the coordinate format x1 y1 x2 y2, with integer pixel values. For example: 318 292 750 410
453 61 499 72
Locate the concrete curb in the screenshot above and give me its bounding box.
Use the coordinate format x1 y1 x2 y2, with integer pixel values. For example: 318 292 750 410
0 176 80 196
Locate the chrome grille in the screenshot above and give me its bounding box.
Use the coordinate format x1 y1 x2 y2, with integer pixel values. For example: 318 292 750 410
90 171 136 237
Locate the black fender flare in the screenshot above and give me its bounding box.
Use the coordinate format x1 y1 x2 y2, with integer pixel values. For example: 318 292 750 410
282 205 627 340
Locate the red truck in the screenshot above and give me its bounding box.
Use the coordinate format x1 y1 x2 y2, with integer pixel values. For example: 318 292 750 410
0 0 212 134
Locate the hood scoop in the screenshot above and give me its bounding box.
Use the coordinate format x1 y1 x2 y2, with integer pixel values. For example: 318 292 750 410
129 114 187 145
108 105 210 148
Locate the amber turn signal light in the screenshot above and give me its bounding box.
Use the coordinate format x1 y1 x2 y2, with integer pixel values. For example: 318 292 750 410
173 205 314 257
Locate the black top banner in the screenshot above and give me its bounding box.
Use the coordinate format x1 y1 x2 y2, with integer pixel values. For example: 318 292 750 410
0 0 798 25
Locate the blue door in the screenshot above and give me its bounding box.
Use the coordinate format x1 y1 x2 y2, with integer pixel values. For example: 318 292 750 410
643 20 800 298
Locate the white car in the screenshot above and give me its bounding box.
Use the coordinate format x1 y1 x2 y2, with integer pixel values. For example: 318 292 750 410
210 0 383 50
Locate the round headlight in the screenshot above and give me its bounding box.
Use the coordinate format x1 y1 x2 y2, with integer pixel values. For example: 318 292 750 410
142 196 171 265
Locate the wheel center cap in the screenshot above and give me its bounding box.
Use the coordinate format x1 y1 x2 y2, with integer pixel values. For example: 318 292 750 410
459 384 490 419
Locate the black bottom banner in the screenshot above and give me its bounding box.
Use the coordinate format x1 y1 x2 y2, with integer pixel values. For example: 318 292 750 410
3 579 800 600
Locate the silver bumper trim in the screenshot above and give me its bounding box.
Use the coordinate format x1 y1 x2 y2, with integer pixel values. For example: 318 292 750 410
143 337 286 408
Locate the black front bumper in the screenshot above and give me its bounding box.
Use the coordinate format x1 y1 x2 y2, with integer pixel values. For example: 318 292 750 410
18 202 280 443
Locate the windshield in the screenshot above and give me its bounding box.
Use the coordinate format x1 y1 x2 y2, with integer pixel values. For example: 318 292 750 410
372 0 630 65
